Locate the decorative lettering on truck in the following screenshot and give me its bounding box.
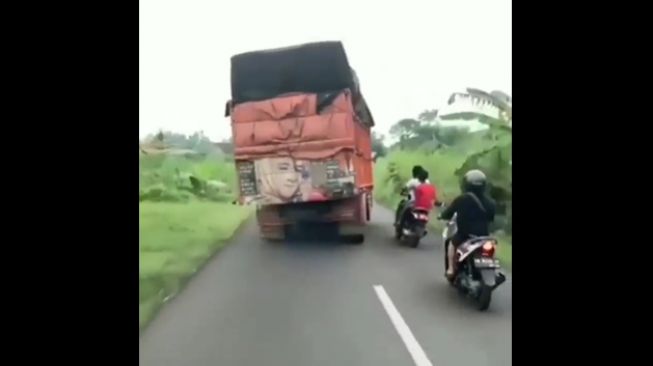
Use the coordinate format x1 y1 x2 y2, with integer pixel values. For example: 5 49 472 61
237 156 356 205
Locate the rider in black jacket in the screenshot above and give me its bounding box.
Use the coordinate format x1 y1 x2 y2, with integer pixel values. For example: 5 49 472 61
439 169 496 277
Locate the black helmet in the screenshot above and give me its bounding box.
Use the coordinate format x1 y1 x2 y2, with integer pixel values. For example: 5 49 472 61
462 169 487 192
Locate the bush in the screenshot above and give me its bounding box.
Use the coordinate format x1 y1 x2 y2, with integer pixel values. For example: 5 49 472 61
139 154 237 203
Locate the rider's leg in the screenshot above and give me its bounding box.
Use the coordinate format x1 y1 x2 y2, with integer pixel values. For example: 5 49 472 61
447 236 462 276
395 199 407 225
399 200 414 226
446 244 455 276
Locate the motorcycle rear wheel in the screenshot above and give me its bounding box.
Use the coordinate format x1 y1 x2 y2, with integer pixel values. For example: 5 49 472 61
477 285 492 311
409 235 420 248
394 225 402 240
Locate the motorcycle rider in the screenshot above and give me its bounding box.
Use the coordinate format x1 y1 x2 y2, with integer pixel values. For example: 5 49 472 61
439 169 496 277
413 169 437 212
396 169 438 230
394 165 428 226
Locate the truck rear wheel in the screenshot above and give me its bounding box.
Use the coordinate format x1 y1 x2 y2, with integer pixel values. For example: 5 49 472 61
338 224 365 244
258 224 285 242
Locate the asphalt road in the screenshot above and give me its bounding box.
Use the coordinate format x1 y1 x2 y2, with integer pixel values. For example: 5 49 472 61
139 204 512 366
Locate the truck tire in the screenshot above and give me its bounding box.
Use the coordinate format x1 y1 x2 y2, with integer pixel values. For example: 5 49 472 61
258 224 285 242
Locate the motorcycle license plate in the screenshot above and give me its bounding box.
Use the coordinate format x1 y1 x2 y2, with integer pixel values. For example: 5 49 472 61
474 257 500 268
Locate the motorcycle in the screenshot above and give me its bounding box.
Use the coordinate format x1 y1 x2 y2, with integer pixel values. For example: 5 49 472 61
440 213 506 311
394 192 430 248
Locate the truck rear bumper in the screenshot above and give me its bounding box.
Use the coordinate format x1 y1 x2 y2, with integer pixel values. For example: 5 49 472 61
256 194 368 230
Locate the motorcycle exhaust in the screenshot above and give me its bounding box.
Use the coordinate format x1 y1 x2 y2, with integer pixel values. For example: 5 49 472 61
493 272 506 290
478 269 507 290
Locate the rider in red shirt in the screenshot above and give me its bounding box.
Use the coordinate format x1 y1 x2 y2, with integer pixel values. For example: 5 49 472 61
413 170 438 212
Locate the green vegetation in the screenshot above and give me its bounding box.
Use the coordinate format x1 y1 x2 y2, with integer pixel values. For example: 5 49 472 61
494 232 512 268
139 152 237 203
374 90 512 267
140 202 251 329
139 144 252 330
374 149 467 212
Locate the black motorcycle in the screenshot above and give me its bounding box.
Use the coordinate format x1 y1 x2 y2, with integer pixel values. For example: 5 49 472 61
394 191 429 248
441 214 506 311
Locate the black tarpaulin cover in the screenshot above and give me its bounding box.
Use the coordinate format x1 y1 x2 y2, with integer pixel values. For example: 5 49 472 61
230 41 359 105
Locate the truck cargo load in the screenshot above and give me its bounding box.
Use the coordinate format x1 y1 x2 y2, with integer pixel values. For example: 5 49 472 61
230 41 357 105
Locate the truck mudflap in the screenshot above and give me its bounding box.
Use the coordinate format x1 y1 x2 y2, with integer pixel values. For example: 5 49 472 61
365 191 372 221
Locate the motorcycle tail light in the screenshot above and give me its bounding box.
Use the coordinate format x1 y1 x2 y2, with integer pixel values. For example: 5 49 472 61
413 213 429 221
481 241 496 257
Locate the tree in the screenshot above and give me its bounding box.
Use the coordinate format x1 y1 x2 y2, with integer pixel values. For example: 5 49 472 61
186 131 216 155
441 88 512 127
143 130 220 155
371 132 388 159
452 96 512 234
437 87 513 233
389 118 421 150
389 117 470 151
436 124 470 146
389 118 420 140
418 109 439 122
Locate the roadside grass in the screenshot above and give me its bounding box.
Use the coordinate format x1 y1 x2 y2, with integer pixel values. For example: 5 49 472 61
494 232 512 269
374 151 512 269
139 201 252 330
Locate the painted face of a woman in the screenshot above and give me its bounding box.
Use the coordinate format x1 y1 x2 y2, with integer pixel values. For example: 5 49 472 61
268 157 300 200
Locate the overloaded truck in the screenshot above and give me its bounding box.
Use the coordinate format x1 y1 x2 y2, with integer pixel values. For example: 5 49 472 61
225 41 375 241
